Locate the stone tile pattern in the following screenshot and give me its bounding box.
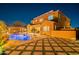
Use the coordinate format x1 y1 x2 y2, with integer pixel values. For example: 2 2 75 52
5 37 79 55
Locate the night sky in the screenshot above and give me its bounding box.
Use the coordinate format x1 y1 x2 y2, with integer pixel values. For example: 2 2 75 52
0 3 79 28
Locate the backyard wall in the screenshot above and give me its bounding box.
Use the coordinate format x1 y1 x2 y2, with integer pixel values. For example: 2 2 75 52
51 31 76 41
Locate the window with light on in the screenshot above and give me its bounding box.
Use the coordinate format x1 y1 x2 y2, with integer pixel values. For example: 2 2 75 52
43 26 49 32
48 15 54 21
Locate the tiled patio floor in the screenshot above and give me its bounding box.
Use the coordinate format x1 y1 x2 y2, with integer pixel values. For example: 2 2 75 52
5 37 79 55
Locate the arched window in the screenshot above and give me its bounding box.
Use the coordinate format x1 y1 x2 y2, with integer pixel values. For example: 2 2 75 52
48 15 54 20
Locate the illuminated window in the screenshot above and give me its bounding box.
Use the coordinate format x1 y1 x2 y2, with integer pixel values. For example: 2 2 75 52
43 26 49 32
55 25 57 30
64 25 66 29
48 15 54 20
40 18 43 22
35 19 37 22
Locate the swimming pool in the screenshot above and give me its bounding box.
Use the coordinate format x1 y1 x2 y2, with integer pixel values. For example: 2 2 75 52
9 34 31 40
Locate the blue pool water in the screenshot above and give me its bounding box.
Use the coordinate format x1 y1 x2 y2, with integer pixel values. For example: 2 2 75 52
9 34 31 40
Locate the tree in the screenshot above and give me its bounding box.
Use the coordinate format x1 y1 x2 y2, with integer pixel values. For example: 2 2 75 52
0 20 7 54
13 21 24 27
0 35 5 55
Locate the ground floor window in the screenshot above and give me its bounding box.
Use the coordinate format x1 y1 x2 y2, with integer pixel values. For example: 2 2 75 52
43 26 50 32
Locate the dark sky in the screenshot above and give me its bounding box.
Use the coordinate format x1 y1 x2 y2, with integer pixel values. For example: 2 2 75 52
0 3 79 28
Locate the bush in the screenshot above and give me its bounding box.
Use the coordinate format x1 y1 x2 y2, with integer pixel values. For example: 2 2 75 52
0 36 5 55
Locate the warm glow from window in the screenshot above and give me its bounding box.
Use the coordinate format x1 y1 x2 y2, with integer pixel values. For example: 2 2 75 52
43 26 49 32
40 18 43 22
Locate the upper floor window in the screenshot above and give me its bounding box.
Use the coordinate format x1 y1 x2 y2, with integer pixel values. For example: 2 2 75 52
48 15 54 21
35 19 38 22
40 18 44 22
